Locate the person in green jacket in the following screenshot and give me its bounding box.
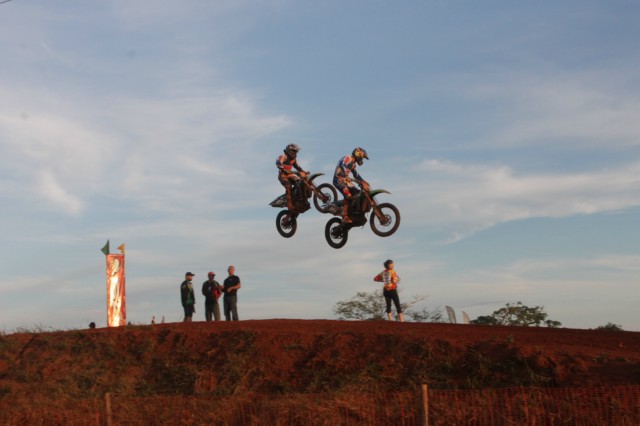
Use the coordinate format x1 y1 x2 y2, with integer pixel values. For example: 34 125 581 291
180 272 196 322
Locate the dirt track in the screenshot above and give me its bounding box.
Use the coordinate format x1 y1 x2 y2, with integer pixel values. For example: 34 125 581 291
1 319 639 399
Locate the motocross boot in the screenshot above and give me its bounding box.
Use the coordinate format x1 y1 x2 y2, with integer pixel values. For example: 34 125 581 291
342 202 352 224
286 187 295 211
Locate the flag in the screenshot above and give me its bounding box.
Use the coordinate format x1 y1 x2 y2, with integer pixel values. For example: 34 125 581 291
101 240 110 255
117 243 125 254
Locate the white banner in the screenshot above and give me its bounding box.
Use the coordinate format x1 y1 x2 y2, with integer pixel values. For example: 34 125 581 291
106 254 126 327
445 306 457 324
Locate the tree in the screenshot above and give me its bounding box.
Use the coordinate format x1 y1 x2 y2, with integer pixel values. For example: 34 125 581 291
471 315 498 325
333 290 386 320
595 322 624 331
470 301 561 328
333 289 443 322
405 306 445 323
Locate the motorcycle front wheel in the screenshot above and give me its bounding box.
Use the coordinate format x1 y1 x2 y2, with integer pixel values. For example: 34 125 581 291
370 203 400 237
325 217 349 249
313 183 338 213
276 210 297 238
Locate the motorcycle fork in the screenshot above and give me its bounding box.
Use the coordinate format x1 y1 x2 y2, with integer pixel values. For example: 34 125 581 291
334 222 350 237
284 211 299 224
309 181 329 203
369 196 389 225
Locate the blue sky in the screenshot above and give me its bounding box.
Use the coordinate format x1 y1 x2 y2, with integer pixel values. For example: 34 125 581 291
1 1 639 331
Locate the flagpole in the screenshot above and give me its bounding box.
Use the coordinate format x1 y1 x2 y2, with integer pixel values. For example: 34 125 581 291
105 254 110 326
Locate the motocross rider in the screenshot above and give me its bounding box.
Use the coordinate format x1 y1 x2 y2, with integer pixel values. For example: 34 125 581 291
333 147 369 224
276 144 307 210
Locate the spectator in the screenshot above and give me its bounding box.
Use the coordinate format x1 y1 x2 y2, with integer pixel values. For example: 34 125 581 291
373 259 404 322
202 271 223 321
180 272 196 322
223 265 241 321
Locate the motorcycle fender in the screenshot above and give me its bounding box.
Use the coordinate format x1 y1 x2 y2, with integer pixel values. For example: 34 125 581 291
308 172 324 183
369 189 390 197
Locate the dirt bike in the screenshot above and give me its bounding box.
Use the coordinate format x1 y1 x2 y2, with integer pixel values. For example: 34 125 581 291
270 172 338 238
324 183 400 249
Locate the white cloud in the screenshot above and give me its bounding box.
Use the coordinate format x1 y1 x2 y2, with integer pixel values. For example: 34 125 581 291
398 158 640 240
468 72 640 149
0 91 120 211
105 93 291 213
591 254 640 272
36 170 84 215
0 83 291 216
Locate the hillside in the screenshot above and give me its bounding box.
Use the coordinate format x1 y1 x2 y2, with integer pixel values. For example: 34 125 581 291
1 319 639 400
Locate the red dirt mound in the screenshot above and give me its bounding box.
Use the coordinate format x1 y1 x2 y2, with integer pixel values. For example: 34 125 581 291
1 320 639 399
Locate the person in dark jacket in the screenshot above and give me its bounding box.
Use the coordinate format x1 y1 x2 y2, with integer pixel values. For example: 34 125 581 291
180 272 196 322
223 265 241 321
202 271 223 321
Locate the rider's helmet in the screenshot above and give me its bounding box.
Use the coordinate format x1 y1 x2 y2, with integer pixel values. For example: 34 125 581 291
284 143 301 159
352 147 369 166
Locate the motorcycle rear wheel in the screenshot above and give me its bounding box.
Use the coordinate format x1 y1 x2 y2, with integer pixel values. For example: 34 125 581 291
370 203 400 237
313 183 338 213
325 217 348 249
276 210 297 238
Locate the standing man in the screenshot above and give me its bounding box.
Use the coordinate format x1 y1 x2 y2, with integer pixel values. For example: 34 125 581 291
223 265 241 321
373 260 404 322
202 271 223 322
180 272 196 322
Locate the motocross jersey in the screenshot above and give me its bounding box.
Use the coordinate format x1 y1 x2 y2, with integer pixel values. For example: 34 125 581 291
276 154 303 174
374 270 400 291
333 155 363 184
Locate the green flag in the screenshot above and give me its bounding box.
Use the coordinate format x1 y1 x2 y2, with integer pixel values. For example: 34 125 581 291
101 240 110 255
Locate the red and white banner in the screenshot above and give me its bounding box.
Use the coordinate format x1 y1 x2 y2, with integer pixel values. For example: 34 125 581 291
106 254 126 327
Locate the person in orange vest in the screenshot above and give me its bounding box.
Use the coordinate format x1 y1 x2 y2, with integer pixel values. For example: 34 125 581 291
374 259 404 322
